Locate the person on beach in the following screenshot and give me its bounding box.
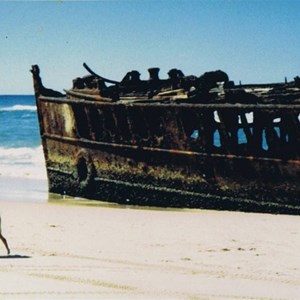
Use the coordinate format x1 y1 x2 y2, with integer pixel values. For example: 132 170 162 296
0 216 10 255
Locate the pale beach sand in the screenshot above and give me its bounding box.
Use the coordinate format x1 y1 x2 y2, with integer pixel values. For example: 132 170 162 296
0 183 299 299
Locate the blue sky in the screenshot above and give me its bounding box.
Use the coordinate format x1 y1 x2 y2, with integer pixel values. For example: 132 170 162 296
0 0 300 94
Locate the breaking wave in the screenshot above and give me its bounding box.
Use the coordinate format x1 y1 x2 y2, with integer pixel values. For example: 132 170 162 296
0 146 46 179
0 104 37 112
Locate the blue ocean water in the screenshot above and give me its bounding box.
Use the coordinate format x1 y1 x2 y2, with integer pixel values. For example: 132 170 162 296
0 95 40 148
0 95 46 180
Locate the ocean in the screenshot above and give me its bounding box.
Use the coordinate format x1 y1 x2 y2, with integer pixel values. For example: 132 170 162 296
0 95 47 202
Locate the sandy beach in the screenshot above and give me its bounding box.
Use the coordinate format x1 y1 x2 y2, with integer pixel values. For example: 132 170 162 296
0 193 299 300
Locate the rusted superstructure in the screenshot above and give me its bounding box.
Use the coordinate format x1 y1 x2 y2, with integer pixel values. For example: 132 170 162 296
31 64 300 214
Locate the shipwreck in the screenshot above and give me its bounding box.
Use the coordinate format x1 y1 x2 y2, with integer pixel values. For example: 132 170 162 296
31 64 300 214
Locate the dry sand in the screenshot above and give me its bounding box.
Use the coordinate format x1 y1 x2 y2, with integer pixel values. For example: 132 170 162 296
0 196 299 300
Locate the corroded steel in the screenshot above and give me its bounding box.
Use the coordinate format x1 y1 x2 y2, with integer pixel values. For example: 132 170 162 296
31 64 300 214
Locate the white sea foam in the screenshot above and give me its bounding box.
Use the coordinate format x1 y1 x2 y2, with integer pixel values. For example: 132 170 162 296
0 146 47 179
0 105 37 112
214 111 254 123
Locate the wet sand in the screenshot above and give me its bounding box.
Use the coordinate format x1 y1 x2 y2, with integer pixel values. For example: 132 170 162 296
0 194 299 299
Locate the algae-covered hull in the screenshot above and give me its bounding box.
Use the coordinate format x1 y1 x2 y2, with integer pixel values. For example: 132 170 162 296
32 64 300 214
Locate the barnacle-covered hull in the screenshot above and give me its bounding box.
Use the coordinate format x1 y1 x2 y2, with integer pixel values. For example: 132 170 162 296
32 65 300 214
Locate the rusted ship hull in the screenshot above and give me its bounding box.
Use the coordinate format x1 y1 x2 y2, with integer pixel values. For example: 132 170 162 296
32 65 300 214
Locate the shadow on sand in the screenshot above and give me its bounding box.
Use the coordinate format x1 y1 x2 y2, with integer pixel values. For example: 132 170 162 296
0 254 31 259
